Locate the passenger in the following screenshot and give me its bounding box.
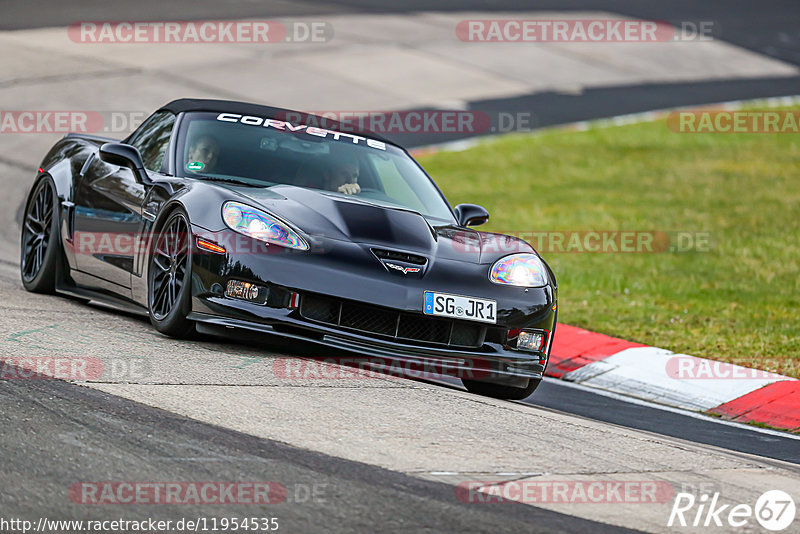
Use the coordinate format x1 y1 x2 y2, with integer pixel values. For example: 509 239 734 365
186 135 220 173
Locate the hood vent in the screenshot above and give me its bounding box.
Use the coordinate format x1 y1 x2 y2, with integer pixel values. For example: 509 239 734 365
371 248 427 265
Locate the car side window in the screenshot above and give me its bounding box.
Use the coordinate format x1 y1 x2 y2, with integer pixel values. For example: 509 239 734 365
128 111 176 173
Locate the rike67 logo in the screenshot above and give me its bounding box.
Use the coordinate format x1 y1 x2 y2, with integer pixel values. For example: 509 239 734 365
668 490 796 531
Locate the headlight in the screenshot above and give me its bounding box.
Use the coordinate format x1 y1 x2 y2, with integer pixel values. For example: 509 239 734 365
489 253 548 287
222 201 309 251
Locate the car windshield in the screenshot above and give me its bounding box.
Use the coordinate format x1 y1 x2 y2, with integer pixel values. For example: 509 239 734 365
176 111 456 224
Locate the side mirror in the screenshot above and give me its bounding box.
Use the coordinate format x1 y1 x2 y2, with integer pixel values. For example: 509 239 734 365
99 143 150 183
454 203 489 227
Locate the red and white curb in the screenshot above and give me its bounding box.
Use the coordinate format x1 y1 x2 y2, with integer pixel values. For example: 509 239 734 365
549 324 800 433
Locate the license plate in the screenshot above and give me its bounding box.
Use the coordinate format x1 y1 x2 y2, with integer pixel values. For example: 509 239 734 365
423 291 497 324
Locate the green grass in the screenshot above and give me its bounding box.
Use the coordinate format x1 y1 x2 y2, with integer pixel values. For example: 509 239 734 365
417 109 800 377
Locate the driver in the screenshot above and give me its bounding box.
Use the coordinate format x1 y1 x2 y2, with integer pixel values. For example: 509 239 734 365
324 154 360 195
187 135 220 173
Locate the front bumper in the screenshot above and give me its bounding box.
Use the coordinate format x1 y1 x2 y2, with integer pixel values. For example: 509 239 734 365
189 306 553 385
189 229 557 384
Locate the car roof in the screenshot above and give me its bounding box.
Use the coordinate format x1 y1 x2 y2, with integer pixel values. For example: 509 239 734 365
160 98 397 147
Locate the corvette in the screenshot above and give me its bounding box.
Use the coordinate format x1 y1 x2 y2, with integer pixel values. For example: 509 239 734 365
20 98 557 399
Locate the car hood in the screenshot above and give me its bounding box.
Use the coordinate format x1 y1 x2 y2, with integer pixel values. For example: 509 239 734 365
227 184 534 264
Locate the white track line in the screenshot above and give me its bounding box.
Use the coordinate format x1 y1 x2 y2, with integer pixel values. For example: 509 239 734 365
414 94 800 153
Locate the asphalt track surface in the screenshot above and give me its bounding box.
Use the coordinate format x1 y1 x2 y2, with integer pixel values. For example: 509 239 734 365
4 0 800 71
437 377 800 465
2 1 800 532
1 371 636 534
391 76 800 148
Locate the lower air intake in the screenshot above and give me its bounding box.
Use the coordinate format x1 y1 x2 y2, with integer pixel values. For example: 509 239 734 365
299 294 485 348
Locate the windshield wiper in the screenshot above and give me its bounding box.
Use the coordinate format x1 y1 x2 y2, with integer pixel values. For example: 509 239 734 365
192 175 265 187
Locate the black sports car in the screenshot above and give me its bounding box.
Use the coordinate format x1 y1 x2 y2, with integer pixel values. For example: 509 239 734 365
20 99 557 399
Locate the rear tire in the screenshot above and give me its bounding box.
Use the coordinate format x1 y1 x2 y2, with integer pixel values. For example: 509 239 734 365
20 176 59 294
148 209 195 338
461 377 541 400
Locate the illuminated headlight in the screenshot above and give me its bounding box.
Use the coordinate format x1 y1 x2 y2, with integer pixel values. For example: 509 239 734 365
222 201 308 251
517 330 547 352
489 253 548 287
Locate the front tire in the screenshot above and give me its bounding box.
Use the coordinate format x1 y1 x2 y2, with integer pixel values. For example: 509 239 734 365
20 176 59 293
148 209 195 338
461 377 541 400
